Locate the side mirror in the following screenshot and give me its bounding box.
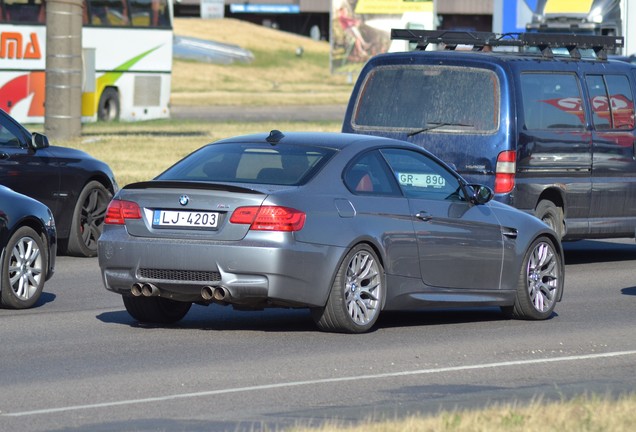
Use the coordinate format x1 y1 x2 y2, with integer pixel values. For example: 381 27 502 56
31 132 50 150
468 184 494 205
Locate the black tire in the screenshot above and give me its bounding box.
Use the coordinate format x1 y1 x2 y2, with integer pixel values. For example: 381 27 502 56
311 244 384 333
66 181 112 257
97 87 120 122
1 227 46 309
535 200 564 239
123 295 192 324
503 236 563 320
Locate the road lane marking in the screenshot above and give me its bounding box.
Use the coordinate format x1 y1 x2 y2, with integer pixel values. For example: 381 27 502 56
5 349 636 417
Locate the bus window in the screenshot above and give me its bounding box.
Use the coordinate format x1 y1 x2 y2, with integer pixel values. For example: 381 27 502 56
129 0 170 27
88 0 130 26
3 0 45 23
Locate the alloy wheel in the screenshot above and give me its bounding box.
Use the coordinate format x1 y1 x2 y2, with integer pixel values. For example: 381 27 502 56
9 236 43 301
526 241 560 312
343 250 382 326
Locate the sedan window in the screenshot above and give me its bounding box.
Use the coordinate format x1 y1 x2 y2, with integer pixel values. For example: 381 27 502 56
0 125 20 148
380 148 462 201
158 143 336 186
344 150 402 196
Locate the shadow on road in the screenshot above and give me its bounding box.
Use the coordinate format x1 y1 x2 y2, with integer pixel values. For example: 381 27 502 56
34 292 56 308
564 239 636 265
96 304 541 333
621 287 636 296
378 307 511 330
96 305 317 332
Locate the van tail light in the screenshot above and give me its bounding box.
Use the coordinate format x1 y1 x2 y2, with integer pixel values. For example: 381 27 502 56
494 150 516 194
105 199 142 225
230 206 306 232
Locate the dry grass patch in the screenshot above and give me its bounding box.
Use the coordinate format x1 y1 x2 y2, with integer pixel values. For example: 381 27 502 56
172 90 347 106
171 18 353 107
286 393 636 432
174 18 330 51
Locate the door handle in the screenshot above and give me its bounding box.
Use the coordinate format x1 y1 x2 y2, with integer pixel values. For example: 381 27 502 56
415 211 432 221
0 152 9 160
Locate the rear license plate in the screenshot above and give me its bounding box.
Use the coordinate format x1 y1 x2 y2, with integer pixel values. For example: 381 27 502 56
153 210 219 229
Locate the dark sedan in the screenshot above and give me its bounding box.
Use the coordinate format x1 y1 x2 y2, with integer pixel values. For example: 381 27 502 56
99 131 564 333
1 185 56 309
0 109 117 257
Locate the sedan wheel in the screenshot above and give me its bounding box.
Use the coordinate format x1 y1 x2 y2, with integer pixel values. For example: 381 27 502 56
312 244 384 333
67 181 112 257
504 236 562 320
1 227 46 309
123 295 192 324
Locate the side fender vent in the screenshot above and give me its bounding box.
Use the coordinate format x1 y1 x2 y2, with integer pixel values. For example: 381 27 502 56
501 227 518 239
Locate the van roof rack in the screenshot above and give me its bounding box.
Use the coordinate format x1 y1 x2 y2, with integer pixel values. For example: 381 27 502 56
390 29 624 60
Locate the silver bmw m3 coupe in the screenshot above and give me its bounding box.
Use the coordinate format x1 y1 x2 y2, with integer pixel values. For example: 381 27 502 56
98 131 564 333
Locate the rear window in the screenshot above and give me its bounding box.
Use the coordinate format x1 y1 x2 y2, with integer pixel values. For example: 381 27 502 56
157 143 335 186
353 65 499 133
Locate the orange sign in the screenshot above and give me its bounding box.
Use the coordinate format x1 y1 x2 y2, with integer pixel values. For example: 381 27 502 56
0 32 42 60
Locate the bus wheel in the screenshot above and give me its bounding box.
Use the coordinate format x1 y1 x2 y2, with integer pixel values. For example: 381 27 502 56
98 88 120 121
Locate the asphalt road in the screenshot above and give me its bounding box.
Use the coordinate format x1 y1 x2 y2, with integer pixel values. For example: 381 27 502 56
1 239 635 431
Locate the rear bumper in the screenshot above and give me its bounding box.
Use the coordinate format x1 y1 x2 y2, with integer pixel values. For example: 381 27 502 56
98 226 345 308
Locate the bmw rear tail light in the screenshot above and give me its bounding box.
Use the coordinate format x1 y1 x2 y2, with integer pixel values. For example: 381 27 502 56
494 150 516 194
230 206 306 231
105 199 142 225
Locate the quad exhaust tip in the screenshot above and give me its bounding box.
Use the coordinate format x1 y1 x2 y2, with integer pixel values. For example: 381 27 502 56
201 286 229 301
131 283 160 297
132 283 229 300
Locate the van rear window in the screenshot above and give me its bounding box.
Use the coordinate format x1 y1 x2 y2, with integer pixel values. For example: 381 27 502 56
353 65 499 133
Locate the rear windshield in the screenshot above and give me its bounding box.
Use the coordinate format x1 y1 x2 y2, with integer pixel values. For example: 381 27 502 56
157 143 336 186
353 65 499 133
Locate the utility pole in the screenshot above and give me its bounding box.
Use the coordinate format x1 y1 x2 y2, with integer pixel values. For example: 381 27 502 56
622 0 636 56
45 0 83 140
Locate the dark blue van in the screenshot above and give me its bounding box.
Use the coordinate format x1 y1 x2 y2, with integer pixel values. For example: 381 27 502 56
343 30 636 240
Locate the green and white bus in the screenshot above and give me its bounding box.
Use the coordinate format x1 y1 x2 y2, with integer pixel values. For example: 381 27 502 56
0 0 173 123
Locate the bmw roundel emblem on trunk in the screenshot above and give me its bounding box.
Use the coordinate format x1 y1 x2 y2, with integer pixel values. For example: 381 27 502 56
179 195 189 206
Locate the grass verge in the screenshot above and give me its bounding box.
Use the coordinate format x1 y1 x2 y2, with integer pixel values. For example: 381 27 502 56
286 393 636 432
